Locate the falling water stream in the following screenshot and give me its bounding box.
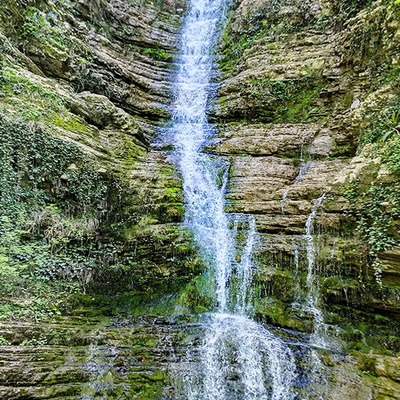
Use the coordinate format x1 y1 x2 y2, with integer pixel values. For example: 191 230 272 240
304 194 327 348
171 0 297 398
281 161 314 214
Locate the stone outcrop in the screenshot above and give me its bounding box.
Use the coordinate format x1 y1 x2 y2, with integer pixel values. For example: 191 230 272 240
214 0 400 314
0 0 201 330
0 1 197 395
212 0 400 396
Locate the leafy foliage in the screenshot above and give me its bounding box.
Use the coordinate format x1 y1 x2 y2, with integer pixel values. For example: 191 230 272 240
344 181 400 286
355 184 400 253
0 114 108 217
344 96 400 284
0 114 199 321
332 0 375 25
0 115 112 320
361 97 400 174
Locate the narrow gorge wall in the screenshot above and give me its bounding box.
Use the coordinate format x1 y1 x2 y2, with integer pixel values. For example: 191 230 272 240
0 0 201 311
0 1 202 397
211 0 400 396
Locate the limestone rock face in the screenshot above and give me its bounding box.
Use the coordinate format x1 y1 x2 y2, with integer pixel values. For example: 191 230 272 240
1 0 400 397
215 0 400 395
215 0 400 311
13 0 182 118
207 123 318 155
0 0 194 320
214 0 400 399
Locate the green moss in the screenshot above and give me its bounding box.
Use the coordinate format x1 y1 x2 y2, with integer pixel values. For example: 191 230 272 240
40 40 68 59
18 4 89 58
0 115 149 320
327 304 400 353
0 335 11 345
119 133 147 168
126 43 174 63
217 75 327 122
254 297 310 332
0 67 64 106
330 144 353 158
51 113 94 135
219 31 258 76
177 273 214 312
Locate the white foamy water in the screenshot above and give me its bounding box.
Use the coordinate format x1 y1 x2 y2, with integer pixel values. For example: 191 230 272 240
171 0 297 397
172 0 233 312
304 194 327 347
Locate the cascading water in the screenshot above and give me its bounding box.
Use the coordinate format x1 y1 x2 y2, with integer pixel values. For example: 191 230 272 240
233 215 257 314
304 194 327 347
172 0 233 312
170 0 297 398
281 161 314 214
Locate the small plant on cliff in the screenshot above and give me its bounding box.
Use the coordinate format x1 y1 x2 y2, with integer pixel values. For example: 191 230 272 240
0 335 11 346
344 180 400 286
0 115 113 320
362 97 400 145
241 76 325 122
346 97 400 285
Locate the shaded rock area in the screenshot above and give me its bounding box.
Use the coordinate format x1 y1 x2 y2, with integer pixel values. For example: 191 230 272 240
0 314 196 399
0 311 387 399
0 0 195 295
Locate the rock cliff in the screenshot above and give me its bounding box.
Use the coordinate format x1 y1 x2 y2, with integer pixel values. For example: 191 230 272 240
212 0 400 397
0 0 199 303
1 0 400 398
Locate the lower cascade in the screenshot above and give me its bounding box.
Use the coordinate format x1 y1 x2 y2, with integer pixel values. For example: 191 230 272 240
304 194 328 348
190 314 296 400
171 0 297 397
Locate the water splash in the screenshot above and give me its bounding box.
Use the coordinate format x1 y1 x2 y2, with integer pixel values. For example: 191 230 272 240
170 0 297 397
199 314 297 400
233 215 257 315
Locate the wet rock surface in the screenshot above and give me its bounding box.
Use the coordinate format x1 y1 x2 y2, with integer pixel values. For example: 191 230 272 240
213 0 400 318
0 0 400 397
210 0 400 396
0 312 386 399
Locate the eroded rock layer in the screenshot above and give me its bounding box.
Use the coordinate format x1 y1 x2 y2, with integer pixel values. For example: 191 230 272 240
212 0 400 397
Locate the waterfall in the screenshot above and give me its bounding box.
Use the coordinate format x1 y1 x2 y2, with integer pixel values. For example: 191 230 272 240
291 239 302 307
304 194 327 347
171 0 297 398
281 161 314 214
233 215 257 315
172 0 233 312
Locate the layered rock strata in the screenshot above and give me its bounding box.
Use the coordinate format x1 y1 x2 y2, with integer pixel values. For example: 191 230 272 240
213 0 400 396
